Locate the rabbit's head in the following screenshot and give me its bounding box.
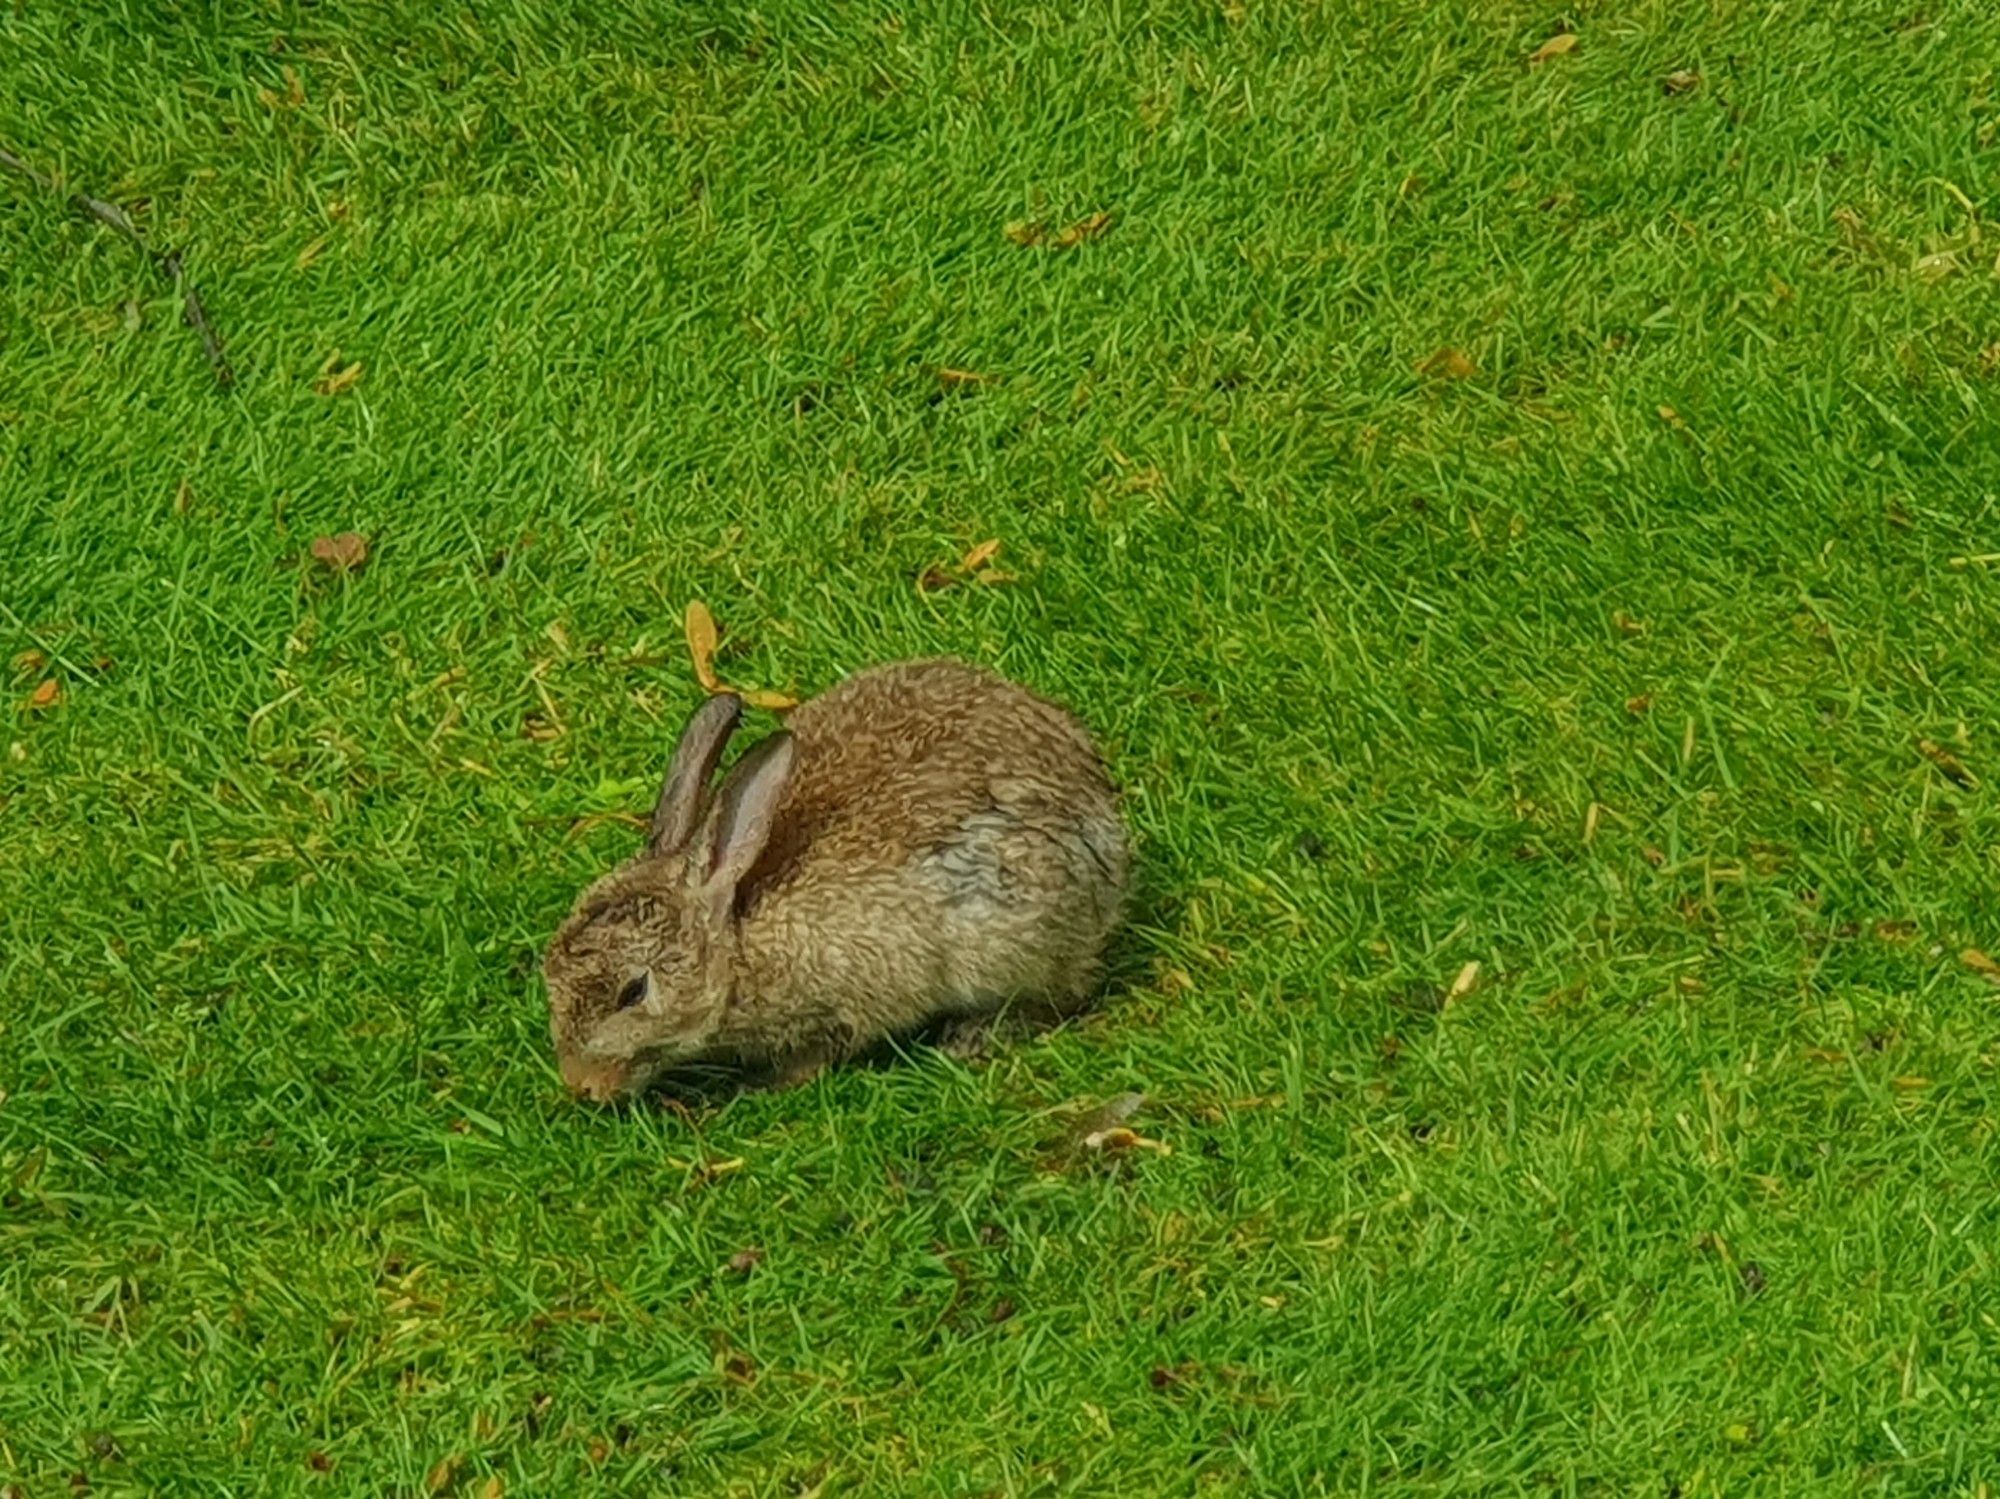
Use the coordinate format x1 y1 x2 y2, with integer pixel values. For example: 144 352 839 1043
544 694 795 1102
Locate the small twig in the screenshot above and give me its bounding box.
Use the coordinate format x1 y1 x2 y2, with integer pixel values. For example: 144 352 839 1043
0 143 234 387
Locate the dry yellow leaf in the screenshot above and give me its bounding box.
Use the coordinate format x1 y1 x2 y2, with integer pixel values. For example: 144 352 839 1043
424 1454 461 1493
960 538 1002 572
1961 948 2000 985
682 602 794 706
684 600 721 691
26 678 61 710
1003 219 1045 247
937 367 990 387
1417 346 1478 379
1052 211 1113 249
11 649 46 675
313 354 363 396
1917 737 1976 788
1663 69 1701 94
1082 1125 1171 1155
309 531 370 572
1445 960 1482 1005
1529 32 1579 63
478 1479 505 1499
296 236 328 271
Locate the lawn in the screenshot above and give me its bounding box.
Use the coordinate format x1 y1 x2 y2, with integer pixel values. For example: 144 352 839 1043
5 1 2000 1492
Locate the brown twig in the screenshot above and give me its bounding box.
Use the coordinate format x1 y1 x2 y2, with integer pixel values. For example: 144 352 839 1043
0 144 234 387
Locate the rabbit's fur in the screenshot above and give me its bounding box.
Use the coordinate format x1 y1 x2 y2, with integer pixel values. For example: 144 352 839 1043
544 658 1129 1101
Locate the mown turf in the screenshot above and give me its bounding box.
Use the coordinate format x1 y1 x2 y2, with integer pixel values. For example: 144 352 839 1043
6 1 2000 1493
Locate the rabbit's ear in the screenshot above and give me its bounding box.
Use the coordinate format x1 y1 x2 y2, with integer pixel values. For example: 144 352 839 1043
650 693 743 855
696 731 795 909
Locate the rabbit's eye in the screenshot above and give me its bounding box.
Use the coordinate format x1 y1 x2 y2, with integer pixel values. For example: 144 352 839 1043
614 974 650 1011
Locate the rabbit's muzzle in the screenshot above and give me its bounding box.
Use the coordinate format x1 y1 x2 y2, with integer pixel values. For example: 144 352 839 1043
560 1052 632 1104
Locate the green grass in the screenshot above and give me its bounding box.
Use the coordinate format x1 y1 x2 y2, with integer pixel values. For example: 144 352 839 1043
5 0 2000 1491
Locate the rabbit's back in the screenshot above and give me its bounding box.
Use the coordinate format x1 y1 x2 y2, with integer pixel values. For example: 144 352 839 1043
730 659 1127 1048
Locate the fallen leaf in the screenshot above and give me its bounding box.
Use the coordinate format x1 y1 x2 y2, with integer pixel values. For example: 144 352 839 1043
1084 1125 1172 1155
720 1349 757 1384
424 1455 461 1493
11 649 45 675
917 566 957 593
1529 32 1579 63
1961 948 2000 985
309 532 370 572
1612 609 1646 636
1642 845 1666 866
1657 404 1684 427
174 479 195 516
1582 802 1601 844
679 1154 746 1188
1158 967 1194 995
1625 693 1653 715
1662 68 1701 94
586 1438 610 1465
989 1297 1017 1323
1916 252 1960 284
1445 960 1481 1006
684 601 721 691
723 1246 765 1275
26 679 60 710
960 538 1003 573
1052 211 1113 249
937 367 990 387
1149 1362 1197 1389
1417 346 1478 379
312 354 363 396
1003 219 1045 247
1917 737 1976 788
306 1451 332 1473
739 687 798 711
477 1480 504 1499
296 236 328 271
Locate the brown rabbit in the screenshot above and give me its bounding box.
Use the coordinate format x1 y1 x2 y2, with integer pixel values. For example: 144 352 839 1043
543 658 1130 1101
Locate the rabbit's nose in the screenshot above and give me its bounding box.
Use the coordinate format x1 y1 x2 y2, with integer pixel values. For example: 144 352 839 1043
560 1054 627 1103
